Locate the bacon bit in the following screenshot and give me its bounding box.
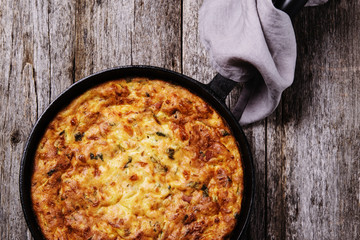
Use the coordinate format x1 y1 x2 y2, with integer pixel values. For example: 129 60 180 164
48 123 56 130
70 117 77 126
108 221 122 229
214 217 220 223
84 226 91 235
171 123 188 141
198 197 220 215
144 98 152 107
205 150 214 161
93 166 101 177
124 228 131 237
216 168 232 187
123 125 134 136
189 124 213 148
78 154 86 163
137 161 148 167
154 101 163 110
183 213 196 225
99 122 110 136
110 182 116 186
38 152 47 159
179 126 188 141
150 202 161 210
184 220 206 235
182 195 192 203
170 213 180 221
183 170 190 180
127 118 135 124
112 83 130 97
195 103 213 115
177 98 193 115
66 152 74 160
221 207 232 214
130 174 138 181
87 135 99 140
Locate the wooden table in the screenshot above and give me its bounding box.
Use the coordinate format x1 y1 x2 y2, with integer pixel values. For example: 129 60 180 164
1 1 358 239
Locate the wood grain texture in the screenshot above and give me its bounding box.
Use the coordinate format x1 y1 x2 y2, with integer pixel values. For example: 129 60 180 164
47 0 75 100
75 0 134 80
182 0 216 83
132 0 182 71
0 1 75 239
242 121 267 240
267 1 360 239
0 0 359 239
0 2 35 234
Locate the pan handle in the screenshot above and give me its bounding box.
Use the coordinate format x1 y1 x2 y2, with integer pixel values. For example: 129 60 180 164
273 0 309 17
207 73 239 102
206 0 308 121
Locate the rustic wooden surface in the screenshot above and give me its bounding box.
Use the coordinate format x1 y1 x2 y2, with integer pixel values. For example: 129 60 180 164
0 0 359 239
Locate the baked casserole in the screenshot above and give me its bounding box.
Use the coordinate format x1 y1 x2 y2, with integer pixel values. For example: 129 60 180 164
31 78 244 240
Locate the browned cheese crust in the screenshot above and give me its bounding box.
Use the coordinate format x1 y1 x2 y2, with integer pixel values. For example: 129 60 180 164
31 78 244 240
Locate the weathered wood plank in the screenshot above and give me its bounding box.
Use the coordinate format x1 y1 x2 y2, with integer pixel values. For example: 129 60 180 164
182 0 216 83
47 0 75 100
32 0 51 114
0 0 15 228
267 1 360 239
0 1 41 239
32 0 75 109
0 0 75 239
132 0 182 72
75 0 134 80
241 121 267 240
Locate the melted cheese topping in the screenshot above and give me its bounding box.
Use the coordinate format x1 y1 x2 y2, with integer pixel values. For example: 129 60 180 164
31 78 244 240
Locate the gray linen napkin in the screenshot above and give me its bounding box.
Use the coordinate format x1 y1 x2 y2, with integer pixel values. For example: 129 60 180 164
199 0 328 125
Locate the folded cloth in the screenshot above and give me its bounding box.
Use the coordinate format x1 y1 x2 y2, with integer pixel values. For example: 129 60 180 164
199 0 328 125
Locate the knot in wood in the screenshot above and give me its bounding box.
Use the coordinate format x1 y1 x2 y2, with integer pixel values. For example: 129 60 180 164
10 129 22 145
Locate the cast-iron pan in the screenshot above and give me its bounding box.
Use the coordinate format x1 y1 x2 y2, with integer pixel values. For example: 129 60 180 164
20 66 254 240
20 1 307 239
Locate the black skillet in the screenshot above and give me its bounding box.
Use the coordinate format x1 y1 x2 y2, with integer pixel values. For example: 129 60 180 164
19 1 307 239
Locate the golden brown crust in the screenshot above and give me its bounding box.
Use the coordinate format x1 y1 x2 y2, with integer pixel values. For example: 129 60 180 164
31 78 244 240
